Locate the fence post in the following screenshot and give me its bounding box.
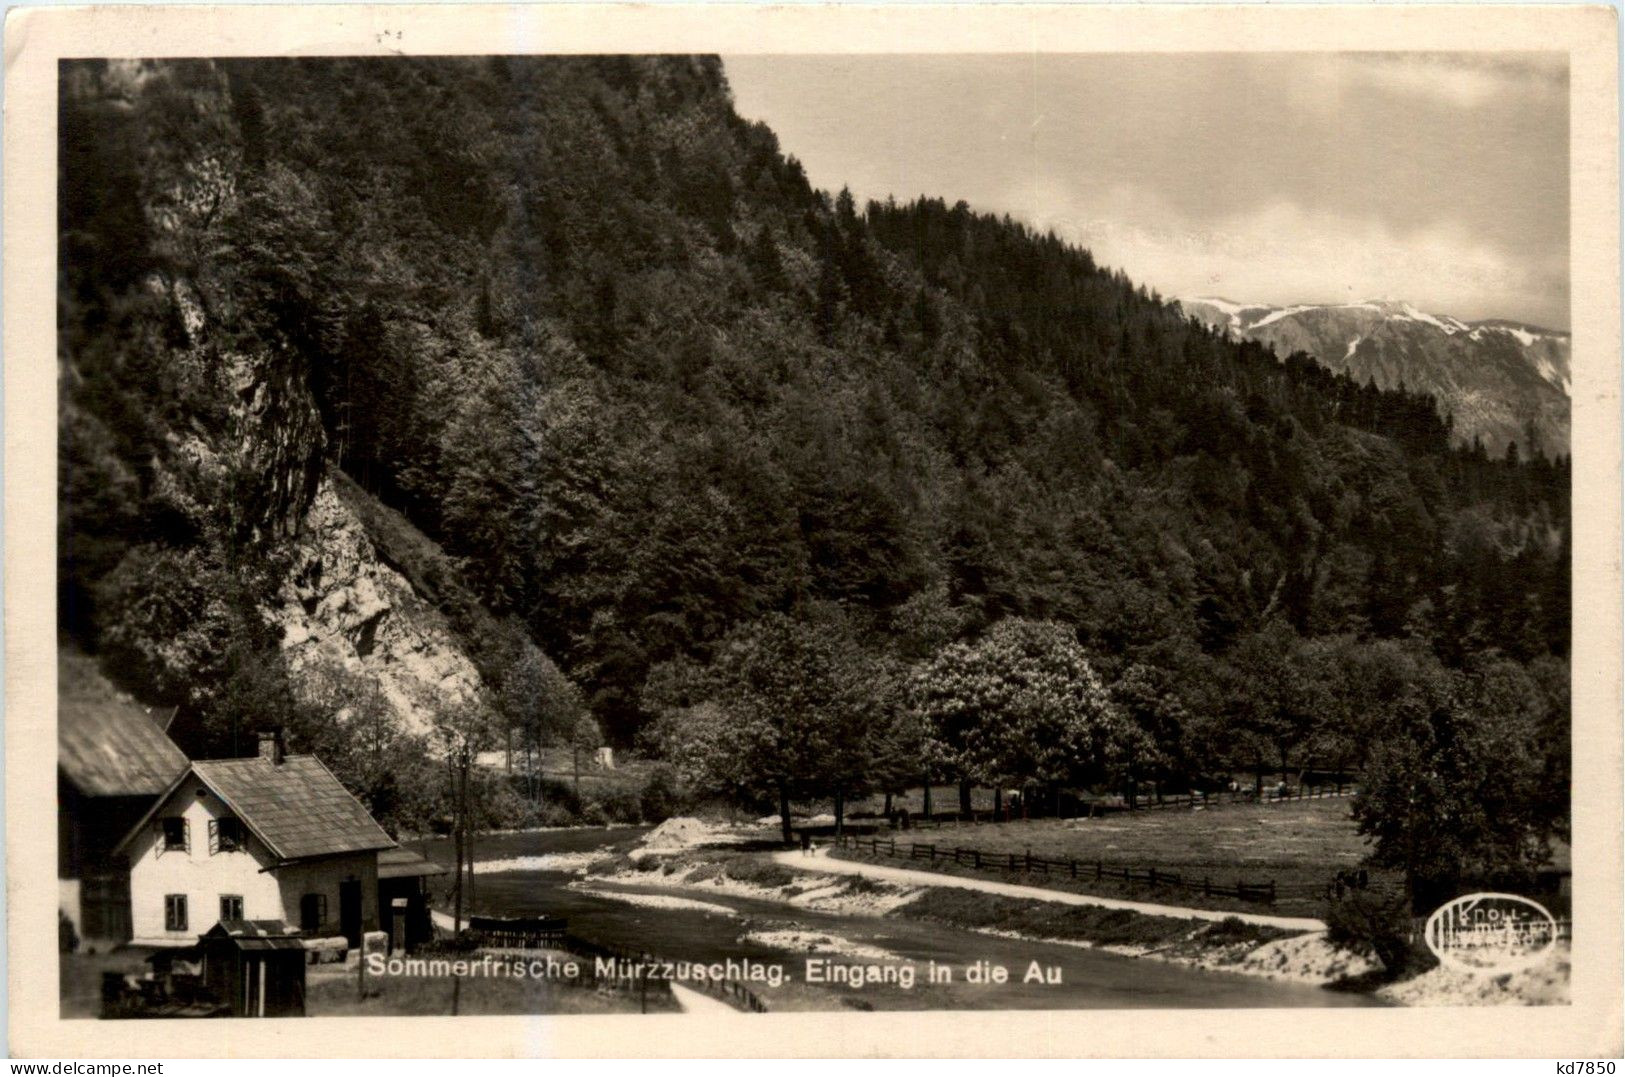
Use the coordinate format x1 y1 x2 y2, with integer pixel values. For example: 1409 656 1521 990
1148 868 1158 888
973 850 981 870
1009 853 1018 872
889 838 896 857
1203 877 1210 897
1070 858 1077 879
1096 859 1102 880
1025 849 1032 873
1267 882 1276 904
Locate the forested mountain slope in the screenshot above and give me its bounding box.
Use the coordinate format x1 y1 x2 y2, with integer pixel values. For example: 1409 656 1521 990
60 56 1567 824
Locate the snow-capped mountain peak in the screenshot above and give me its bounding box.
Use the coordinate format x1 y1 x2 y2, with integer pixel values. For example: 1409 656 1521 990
1172 296 1571 456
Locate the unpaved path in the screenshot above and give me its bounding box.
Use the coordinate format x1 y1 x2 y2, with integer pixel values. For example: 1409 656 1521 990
776 846 1327 932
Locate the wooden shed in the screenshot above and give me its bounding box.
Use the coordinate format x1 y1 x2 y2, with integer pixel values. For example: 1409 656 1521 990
377 847 447 953
200 919 307 1017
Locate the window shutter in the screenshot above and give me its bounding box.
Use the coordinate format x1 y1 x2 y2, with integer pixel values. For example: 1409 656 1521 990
183 816 191 854
208 819 220 856
152 820 163 857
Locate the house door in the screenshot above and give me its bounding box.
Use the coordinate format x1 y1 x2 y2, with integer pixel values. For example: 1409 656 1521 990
339 881 362 948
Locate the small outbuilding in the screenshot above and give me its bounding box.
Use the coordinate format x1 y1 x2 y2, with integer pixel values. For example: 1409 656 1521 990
377 847 447 953
200 919 307 1017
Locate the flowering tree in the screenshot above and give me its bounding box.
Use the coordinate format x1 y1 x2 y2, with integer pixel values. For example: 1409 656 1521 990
909 618 1150 812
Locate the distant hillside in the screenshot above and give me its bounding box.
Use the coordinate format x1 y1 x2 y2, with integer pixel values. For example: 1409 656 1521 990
1175 297 1570 457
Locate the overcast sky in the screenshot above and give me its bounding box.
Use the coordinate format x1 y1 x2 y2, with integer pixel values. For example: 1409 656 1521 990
725 53 1570 330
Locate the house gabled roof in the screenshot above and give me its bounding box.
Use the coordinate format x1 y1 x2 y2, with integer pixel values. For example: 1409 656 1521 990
58 644 188 798
118 755 396 863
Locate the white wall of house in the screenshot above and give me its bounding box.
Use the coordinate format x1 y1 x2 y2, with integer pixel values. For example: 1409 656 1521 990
276 853 379 936
126 779 282 945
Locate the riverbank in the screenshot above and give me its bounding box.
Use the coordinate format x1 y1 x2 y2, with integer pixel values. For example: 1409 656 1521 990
574 829 1367 989
460 820 1566 1006
1374 942 1571 1006
454 845 1379 1010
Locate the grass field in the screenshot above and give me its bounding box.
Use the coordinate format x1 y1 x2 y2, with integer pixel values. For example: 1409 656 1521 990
894 886 1290 951
830 797 1394 916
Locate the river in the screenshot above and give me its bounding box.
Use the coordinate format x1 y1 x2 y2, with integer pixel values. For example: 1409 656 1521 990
418 828 1380 1011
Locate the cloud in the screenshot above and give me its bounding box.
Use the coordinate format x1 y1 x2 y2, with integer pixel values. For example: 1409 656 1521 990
725 52 1570 328
1028 190 1568 327
1315 52 1568 110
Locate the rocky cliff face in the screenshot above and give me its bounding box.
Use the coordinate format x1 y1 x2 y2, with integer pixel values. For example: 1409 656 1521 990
59 61 491 737
271 481 483 738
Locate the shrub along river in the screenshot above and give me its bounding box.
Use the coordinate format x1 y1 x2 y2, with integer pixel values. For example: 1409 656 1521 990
419 827 1378 1011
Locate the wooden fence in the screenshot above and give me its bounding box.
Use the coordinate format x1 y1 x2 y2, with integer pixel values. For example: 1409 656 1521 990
881 782 1357 830
833 833 1279 905
467 914 567 948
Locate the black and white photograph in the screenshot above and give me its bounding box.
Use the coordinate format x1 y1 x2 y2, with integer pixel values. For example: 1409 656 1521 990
9 1 1620 1060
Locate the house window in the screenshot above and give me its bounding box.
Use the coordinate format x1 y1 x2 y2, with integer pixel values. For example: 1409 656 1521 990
219 895 243 922
209 817 244 854
300 893 327 933
161 817 189 853
164 894 188 932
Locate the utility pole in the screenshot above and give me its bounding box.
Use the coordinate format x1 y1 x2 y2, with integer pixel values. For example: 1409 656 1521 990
452 746 470 934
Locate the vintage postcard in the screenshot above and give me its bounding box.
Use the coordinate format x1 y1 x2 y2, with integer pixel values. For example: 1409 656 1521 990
5 2 1620 1059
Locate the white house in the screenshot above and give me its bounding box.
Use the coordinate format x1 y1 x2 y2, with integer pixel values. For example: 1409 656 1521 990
116 732 396 947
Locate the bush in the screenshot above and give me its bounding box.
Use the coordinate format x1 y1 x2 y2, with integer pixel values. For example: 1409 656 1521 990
1325 890 1434 977
723 859 796 889
598 787 642 824
507 775 583 817
59 910 80 954
1201 916 1286 948
639 765 681 823
686 862 723 882
478 779 534 831
537 801 577 828
579 801 609 827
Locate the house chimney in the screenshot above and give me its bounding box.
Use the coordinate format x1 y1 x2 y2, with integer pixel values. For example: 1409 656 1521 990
257 728 285 766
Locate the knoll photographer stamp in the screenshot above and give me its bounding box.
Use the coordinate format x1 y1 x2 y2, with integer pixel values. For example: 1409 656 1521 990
1423 893 1562 975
